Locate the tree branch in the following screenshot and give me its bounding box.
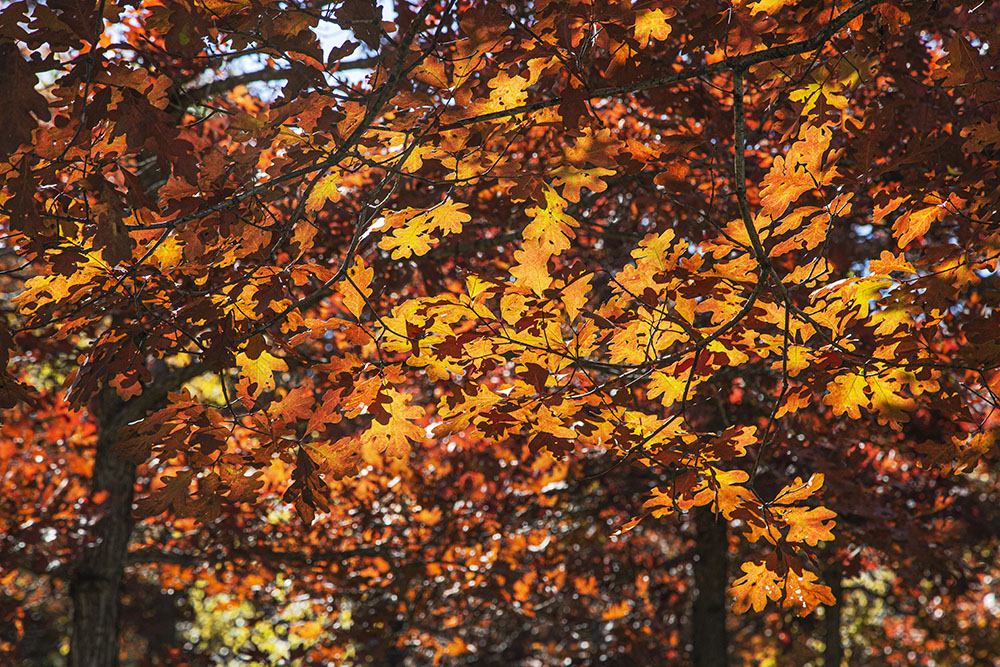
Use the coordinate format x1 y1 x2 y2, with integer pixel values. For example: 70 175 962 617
440 0 878 129
178 56 381 106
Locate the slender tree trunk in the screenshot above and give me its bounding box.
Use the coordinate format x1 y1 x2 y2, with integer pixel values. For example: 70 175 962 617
824 570 844 667
69 389 135 667
692 507 729 667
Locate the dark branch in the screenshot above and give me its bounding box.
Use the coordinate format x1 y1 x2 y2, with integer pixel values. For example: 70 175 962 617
440 0 879 129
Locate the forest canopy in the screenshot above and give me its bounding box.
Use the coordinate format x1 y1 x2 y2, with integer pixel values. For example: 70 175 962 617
1 0 1000 664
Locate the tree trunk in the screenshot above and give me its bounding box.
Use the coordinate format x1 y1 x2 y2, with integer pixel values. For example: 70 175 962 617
69 389 135 667
824 570 844 667
692 507 729 667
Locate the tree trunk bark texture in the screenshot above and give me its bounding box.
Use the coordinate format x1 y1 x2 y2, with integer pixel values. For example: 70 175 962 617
692 507 729 667
69 389 135 667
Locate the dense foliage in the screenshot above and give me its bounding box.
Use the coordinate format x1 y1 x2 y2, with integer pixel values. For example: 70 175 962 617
2 0 1000 664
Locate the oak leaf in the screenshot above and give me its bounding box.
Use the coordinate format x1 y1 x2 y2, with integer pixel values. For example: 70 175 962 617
633 8 675 48
894 205 944 248
337 256 374 319
824 372 867 419
236 348 288 398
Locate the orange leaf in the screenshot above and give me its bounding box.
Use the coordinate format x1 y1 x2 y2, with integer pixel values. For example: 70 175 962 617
731 560 782 613
893 205 944 248
361 386 425 461
781 567 836 617
869 250 916 275
236 348 288 398
273 386 314 424
824 372 867 420
633 8 674 47
772 473 825 506
867 373 915 429
337 256 374 319
510 239 554 295
602 600 632 620
782 506 837 546
759 124 833 220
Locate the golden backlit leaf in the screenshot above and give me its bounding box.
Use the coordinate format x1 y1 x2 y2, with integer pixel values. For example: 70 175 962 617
305 171 342 213
746 0 797 15
510 239 554 295
894 205 944 248
361 386 425 462
869 250 916 275
824 372 867 420
337 256 374 319
236 348 288 398
759 124 833 220
551 165 615 203
867 373 915 429
561 273 593 321
731 560 781 613
633 8 675 48
782 506 837 546
379 201 472 259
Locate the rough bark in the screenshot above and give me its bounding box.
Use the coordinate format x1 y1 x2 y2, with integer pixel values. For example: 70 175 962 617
69 389 134 667
64 360 209 664
692 507 729 667
824 570 844 667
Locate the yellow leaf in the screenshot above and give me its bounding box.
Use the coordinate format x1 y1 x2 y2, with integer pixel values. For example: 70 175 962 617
305 170 342 213
510 239 553 295
487 70 529 108
551 165 615 203
535 404 576 439
380 220 434 259
634 8 675 48
732 560 782 613
782 506 837 546
379 201 471 259
689 468 752 519
850 278 890 319
893 205 944 248
152 237 184 268
770 345 812 378
747 0 797 15
561 273 593 321
523 186 578 250
867 373 915 429
426 200 472 235
467 70 531 114
361 386 424 462
236 349 288 397
466 274 490 299
337 256 373 319
647 370 695 407
759 124 833 220
824 372 867 420
789 76 849 115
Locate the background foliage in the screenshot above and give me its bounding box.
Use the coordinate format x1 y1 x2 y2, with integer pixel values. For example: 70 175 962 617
2 0 1000 664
